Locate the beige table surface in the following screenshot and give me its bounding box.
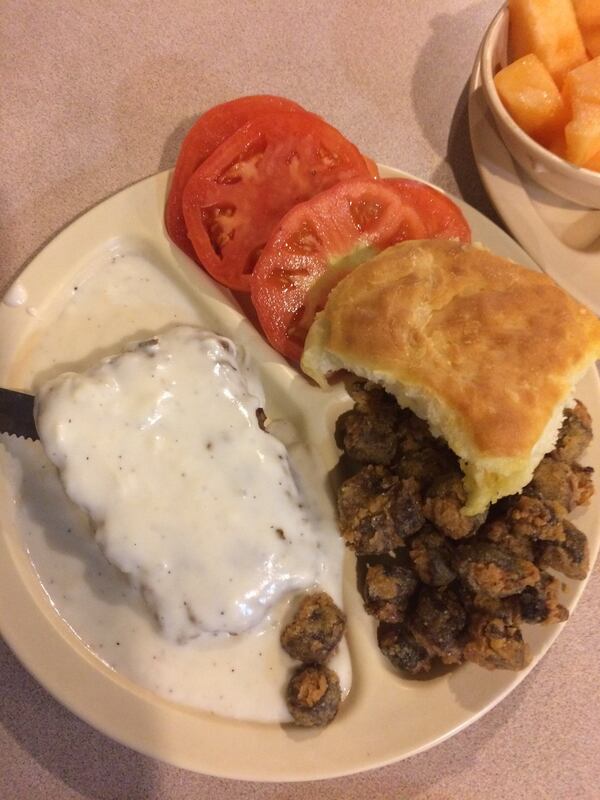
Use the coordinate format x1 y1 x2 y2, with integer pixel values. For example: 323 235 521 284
1 1 599 798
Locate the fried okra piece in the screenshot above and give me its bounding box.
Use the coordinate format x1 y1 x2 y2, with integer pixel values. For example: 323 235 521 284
464 613 530 670
554 400 592 463
459 578 530 670
410 585 467 664
408 526 457 587
462 589 521 621
455 541 540 598
286 664 341 727
528 455 594 513
334 409 398 465
504 494 565 542
519 572 569 624
480 518 535 561
337 466 424 554
394 443 459 489
537 520 589 580
395 409 438 455
570 463 594 505
363 562 419 623
344 377 398 417
423 473 487 539
377 621 432 675
281 592 346 664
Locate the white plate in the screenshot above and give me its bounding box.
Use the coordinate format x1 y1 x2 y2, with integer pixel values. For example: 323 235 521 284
0 167 598 781
468 53 600 317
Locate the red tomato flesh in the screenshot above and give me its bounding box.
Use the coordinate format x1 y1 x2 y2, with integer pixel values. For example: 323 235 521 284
181 111 372 292
165 95 304 258
251 177 471 361
363 154 380 179
385 178 471 242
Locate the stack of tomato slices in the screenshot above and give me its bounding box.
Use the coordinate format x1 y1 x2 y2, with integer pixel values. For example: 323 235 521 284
165 95 471 361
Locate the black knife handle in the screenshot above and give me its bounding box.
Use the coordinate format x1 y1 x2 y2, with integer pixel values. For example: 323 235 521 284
0 387 38 440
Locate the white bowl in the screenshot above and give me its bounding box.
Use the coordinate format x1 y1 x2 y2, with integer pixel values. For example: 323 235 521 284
481 6 600 209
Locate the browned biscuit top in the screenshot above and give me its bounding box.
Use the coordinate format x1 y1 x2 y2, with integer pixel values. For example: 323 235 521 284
307 239 600 458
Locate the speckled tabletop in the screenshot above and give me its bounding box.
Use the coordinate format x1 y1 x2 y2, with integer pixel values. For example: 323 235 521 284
1 1 599 798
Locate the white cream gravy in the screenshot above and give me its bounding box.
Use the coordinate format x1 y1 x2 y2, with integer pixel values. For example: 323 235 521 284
3 247 350 722
2 281 28 307
35 326 327 641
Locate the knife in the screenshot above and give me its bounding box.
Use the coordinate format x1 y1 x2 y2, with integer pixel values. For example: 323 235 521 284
0 388 38 440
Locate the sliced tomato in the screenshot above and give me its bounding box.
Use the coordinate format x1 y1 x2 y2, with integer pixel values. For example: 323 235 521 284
251 177 472 361
181 111 372 292
166 95 304 258
363 154 380 178
250 177 432 361
384 178 471 242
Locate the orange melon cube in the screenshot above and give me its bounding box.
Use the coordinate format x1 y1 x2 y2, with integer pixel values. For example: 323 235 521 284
548 130 568 158
565 101 600 165
494 54 568 144
573 0 600 57
583 148 600 172
562 55 600 113
508 0 588 86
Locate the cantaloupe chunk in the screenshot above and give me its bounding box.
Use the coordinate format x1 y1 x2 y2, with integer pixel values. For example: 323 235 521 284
565 101 600 165
573 0 600 57
562 55 600 113
494 54 568 144
548 131 567 159
582 148 600 172
508 0 588 86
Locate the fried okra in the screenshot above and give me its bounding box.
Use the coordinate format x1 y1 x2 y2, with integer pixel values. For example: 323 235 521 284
334 409 398 465
464 613 530 670
537 520 590 580
281 592 345 664
363 562 419 622
423 473 487 539
455 541 540 598
408 526 457 587
461 589 521 621
528 455 594 513
286 664 341 727
330 384 594 683
410 585 467 664
554 400 592 463
503 494 565 542
480 518 535 561
377 622 432 675
337 466 424 554
519 572 569 624
344 377 398 417
394 443 459 489
338 378 447 467
395 408 438 455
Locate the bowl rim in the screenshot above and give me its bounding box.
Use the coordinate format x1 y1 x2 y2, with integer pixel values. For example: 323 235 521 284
480 4 600 186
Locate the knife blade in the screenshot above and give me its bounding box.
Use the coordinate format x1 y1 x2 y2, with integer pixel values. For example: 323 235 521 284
0 387 38 440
